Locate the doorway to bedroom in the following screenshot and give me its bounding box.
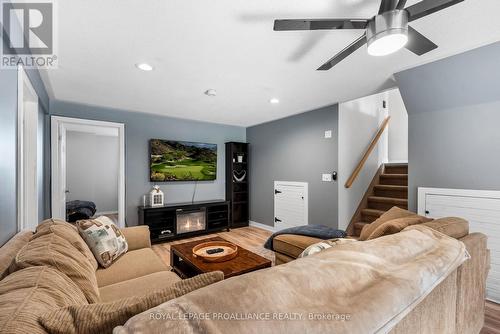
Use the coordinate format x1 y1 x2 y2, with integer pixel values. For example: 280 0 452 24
51 117 125 227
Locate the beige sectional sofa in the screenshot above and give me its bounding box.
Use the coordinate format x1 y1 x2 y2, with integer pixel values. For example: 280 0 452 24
0 216 490 334
0 220 180 333
272 217 489 334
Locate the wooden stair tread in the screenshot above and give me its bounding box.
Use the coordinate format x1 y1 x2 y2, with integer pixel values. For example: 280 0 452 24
374 185 408 190
361 208 385 217
380 174 407 178
368 196 407 204
383 163 408 175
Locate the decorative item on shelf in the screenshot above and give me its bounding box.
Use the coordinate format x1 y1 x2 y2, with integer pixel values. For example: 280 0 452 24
192 241 238 262
236 153 244 163
148 185 164 207
233 170 246 182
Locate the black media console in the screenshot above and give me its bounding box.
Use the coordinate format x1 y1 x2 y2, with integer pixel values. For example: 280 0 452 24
138 200 230 243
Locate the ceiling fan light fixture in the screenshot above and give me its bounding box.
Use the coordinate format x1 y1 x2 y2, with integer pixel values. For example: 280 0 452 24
367 31 408 56
367 9 408 57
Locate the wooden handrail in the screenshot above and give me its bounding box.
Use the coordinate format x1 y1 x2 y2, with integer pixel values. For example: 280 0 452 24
345 116 391 189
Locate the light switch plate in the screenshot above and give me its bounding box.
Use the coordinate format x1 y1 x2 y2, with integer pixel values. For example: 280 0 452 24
322 174 332 182
324 130 332 139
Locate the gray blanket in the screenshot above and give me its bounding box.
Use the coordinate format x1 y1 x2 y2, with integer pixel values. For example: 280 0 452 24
264 225 346 250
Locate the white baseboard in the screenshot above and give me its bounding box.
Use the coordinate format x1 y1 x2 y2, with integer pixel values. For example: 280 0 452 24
249 220 276 233
94 211 118 217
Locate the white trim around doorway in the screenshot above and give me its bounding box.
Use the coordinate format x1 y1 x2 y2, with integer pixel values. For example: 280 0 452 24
17 65 40 232
51 116 126 227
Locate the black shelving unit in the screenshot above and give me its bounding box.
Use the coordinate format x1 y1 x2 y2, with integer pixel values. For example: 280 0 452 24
225 142 249 228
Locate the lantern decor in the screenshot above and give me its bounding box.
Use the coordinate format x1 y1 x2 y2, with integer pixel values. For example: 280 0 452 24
148 185 164 207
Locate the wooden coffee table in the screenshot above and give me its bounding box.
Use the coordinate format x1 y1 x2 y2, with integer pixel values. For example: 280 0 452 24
170 236 271 279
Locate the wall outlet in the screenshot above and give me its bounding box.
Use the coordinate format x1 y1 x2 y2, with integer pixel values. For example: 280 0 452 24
324 130 332 139
322 174 332 182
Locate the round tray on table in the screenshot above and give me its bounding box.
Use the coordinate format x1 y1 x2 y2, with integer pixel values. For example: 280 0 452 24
192 241 238 263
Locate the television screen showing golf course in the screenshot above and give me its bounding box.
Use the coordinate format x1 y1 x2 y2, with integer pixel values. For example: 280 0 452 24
150 139 217 181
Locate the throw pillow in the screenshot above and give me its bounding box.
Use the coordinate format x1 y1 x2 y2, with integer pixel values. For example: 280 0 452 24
77 216 128 268
32 218 98 270
0 266 88 334
15 233 100 303
365 216 424 240
359 207 433 241
422 217 469 239
39 271 224 334
299 238 357 258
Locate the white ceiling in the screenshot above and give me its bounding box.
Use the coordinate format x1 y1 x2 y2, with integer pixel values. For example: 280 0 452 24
42 0 500 126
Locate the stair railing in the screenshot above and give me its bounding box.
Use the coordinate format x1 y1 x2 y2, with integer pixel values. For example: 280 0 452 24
345 116 391 189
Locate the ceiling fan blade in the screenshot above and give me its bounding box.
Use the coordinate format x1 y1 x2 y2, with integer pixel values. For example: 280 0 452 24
406 0 464 22
405 26 438 55
273 19 369 31
378 0 399 14
317 34 366 71
396 0 407 10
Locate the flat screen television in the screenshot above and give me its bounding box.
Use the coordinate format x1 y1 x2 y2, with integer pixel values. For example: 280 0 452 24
150 139 217 182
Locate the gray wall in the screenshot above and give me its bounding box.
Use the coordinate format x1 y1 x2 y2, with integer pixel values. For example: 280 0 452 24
247 105 339 228
0 67 20 246
49 100 246 226
395 41 500 211
0 29 50 246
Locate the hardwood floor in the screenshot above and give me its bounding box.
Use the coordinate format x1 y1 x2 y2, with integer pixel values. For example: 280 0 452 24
482 301 500 334
152 226 499 332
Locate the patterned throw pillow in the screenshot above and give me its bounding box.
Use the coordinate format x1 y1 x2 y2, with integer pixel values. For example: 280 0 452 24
299 238 357 258
76 216 128 268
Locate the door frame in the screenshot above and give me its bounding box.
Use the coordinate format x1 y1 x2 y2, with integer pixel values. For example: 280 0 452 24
17 65 39 231
51 116 126 227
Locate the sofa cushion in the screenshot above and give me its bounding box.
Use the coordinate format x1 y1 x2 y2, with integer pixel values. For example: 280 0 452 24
33 218 98 270
272 234 323 259
0 230 33 280
359 207 433 241
422 217 469 239
120 226 151 251
40 271 224 334
366 216 425 240
96 248 169 287
0 266 88 334
15 233 100 303
76 216 128 268
99 271 182 302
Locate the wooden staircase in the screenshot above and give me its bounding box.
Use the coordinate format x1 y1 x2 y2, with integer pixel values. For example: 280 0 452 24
348 163 408 237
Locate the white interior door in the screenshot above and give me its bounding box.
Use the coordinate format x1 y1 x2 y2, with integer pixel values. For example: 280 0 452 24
274 181 308 230
17 66 39 231
418 187 500 303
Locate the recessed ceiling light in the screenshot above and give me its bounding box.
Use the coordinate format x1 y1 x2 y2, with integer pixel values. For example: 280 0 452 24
270 98 280 104
204 89 217 97
136 63 154 71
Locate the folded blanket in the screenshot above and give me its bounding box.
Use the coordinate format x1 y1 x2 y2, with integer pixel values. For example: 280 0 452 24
66 200 96 212
264 225 346 250
115 225 468 334
66 200 97 222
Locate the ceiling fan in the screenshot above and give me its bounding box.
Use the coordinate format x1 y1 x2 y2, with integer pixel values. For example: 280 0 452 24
273 0 464 70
